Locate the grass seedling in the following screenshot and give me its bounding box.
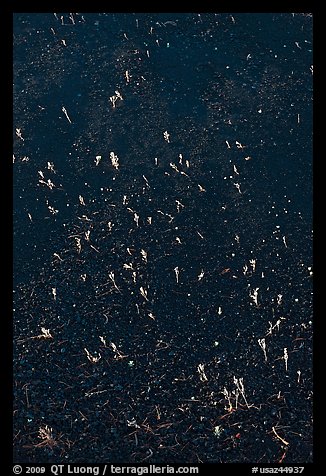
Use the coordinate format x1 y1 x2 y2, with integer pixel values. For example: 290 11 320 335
16 128 24 141
222 387 233 413
140 286 149 301
141 249 148 263
109 271 121 293
174 267 180 284
233 182 242 194
75 237 82 253
62 106 72 123
84 348 101 363
109 342 127 360
249 287 259 307
233 376 251 409
258 338 268 362
197 363 208 382
198 270 205 281
110 152 120 170
283 348 288 372
163 131 170 143
133 212 140 227
213 425 223 437
249 259 256 272
34 425 60 449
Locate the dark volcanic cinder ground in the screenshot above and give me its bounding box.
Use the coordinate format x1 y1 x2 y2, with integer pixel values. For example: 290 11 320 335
13 13 313 464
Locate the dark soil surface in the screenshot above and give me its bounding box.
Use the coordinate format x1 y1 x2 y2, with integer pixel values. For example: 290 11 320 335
13 13 313 464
